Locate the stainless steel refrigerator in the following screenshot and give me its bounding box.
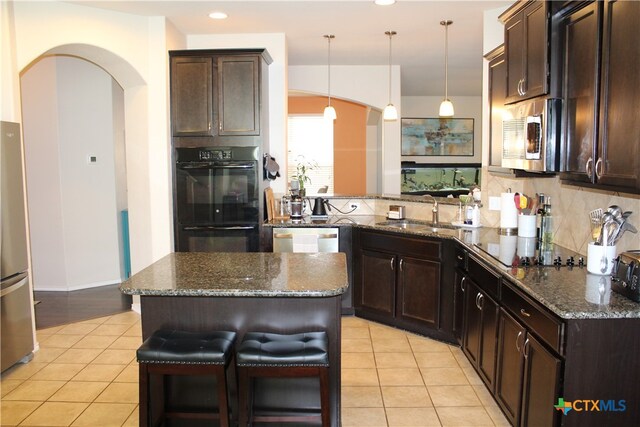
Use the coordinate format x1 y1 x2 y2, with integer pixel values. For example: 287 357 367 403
1 121 35 372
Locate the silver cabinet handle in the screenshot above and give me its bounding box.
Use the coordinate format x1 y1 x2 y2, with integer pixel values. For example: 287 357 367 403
390 258 394 270
523 338 530 359
475 292 483 310
273 233 338 239
520 308 531 318
399 258 404 271
595 157 604 179
516 331 523 353
457 255 464 261
460 276 466 292
521 77 526 95
586 157 594 178
517 79 522 96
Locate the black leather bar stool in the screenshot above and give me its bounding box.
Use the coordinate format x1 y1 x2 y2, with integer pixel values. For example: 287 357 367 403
237 331 330 426
137 329 236 427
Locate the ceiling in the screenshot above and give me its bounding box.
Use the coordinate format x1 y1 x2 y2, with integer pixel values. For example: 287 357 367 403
68 0 511 96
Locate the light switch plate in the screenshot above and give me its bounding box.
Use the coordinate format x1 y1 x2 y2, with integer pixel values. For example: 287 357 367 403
489 196 501 211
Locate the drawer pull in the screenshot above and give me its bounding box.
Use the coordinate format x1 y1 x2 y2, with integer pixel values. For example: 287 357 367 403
516 331 523 353
520 308 531 317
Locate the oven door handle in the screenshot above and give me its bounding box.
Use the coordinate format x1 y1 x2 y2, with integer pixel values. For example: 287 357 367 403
183 225 256 231
178 162 255 170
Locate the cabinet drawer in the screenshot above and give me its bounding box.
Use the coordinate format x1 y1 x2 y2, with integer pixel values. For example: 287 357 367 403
501 281 564 354
455 246 467 270
467 255 500 300
359 231 440 260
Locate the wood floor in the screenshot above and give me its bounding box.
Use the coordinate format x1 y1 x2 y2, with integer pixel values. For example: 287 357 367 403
34 284 132 329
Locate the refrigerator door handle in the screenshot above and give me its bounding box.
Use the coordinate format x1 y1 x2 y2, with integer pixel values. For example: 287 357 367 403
0 276 28 297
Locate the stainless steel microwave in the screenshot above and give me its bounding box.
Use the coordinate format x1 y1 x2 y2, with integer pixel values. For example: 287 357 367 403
502 97 562 173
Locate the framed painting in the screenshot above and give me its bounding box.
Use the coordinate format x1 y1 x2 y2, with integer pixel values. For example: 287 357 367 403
401 118 474 156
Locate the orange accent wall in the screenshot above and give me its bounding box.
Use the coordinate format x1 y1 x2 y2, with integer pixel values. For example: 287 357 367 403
288 96 367 195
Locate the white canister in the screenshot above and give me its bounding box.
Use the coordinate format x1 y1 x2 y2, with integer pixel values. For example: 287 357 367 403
587 242 617 275
585 274 612 305
499 234 518 266
517 214 537 238
517 236 536 258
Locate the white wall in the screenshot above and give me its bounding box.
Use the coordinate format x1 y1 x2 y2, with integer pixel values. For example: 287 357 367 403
289 65 401 195
401 96 483 165
21 56 123 291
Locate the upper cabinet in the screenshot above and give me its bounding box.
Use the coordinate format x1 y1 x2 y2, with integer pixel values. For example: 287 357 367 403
169 49 271 147
501 0 549 104
485 45 508 171
557 0 640 193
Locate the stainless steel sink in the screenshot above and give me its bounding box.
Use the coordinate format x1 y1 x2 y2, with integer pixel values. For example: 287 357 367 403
376 220 457 231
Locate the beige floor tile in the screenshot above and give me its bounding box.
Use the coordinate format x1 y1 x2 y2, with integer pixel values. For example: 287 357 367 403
372 337 412 353
95 382 139 403
436 406 494 426
39 334 85 349
342 386 384 407
30 363 86 381
72 364 127 382
0 378 23 396
386 407 441 426
342 327 371 339
342 338 373 352
421 367 469 386
76 316 111 325
3 380 66 401
49 381 110 402
370 325 409 340
428 385 482 407
485 404 511 426
36 325 65 336
70 403 136 426
103 312 141 325
57 323 99 335
342 316 371 328
72 335 118 349
0 361 47 380
378 368 424 386
375 352 417 368
31 347 66 363
20 401 89 426
122 405 139 426
472 384 498 408
381 386 432 408
89 323 131 336
91 349 136 365
414 352 459 368
0 401 42 425
113 364 138 383
342 368 379 386
54 348 103 364
108 336 142 350
122 323 142 337
341 407 388 426
342 352 376 369
461 366 484 386
409 337 453 353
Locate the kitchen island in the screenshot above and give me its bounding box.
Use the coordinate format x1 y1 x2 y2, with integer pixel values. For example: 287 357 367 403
120 251 348 427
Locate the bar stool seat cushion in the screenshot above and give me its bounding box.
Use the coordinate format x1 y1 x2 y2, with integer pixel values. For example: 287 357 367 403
137 330 236 365
237 331 329 367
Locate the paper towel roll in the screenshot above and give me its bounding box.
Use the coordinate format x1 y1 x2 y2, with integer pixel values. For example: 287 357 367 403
500 193 518 229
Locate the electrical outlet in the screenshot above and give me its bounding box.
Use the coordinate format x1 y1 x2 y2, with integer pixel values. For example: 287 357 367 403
350 203 360 211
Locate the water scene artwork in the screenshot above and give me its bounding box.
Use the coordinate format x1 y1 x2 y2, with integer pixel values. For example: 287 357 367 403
402 118 474 156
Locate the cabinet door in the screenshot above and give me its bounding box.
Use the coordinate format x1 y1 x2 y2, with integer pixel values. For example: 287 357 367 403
170 56 215 137
487 47 507 169
520 334 561 427
477 291 499 391
359 250 395 317
597 0 640 191
218 56 260 136
560 2 600 184
495 308 526 427
397 256 440 330
453 270 467 344
462 281 482 366
505 12 525 102
523 1 548 99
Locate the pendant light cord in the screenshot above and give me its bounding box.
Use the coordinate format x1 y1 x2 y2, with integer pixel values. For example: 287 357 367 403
386 31 396 103
441 20 452 100
325 35 335 107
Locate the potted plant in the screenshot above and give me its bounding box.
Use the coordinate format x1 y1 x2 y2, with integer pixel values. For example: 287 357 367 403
292 155 317 197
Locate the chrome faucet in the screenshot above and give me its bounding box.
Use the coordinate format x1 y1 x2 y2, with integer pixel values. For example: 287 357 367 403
423 195 439 225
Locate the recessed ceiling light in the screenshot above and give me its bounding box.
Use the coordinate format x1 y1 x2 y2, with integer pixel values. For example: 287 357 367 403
208 11 228 20
374 0 396 5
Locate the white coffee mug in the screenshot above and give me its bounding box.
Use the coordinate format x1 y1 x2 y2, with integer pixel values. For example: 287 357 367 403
587 242 617 275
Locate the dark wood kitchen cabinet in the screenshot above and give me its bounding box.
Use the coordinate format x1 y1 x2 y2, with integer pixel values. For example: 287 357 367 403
169 49 271 147
485 45 509 172
354 230 444 337
558 0 640 193
501 0 549 104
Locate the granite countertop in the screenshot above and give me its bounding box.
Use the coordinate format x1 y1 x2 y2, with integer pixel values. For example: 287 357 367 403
265 215 640 320
120 252 348 297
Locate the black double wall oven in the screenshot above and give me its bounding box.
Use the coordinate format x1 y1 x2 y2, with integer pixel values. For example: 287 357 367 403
174 146 260 252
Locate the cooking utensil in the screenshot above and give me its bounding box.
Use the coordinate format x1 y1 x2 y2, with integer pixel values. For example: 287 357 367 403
589 208 603 223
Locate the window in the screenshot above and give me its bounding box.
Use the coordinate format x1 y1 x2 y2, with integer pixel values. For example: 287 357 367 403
287 115 334 194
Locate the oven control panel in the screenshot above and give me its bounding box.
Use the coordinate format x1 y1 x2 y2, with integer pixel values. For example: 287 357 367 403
199 149 232 161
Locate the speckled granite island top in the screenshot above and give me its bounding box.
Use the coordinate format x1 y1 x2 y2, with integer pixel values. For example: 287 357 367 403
119 252 348 297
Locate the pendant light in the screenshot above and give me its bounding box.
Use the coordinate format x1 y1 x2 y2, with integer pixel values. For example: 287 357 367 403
383 30 398 121
324 34 337 120
439 20 455 117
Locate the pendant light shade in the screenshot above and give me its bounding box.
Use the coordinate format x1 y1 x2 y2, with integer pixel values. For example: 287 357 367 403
324 34 336 120
383 30 398 121
439 20 454 117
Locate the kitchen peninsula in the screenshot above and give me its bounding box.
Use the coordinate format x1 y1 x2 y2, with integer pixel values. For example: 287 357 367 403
120 251 348 426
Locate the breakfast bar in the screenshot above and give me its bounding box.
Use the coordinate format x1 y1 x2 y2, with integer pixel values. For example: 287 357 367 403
120 251 348 426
